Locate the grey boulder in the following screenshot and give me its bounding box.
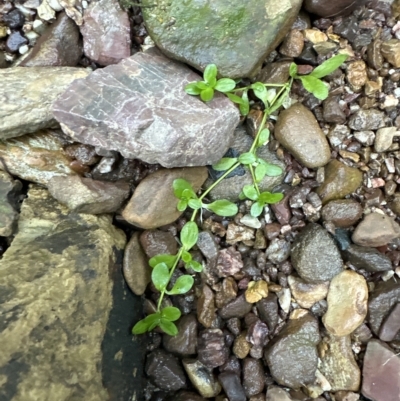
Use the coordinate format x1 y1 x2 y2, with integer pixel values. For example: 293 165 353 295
53 49 240 168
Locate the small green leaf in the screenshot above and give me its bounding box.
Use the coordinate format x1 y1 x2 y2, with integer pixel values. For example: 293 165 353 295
243 184 259 201
259 191 284 204
200 87 214 102
239 91 250 116
188 260 203 272
181 250 192 263
255 163 267 182
215 78 236 92
212 157 238 171
161 306 181 321
258 161 283 177
182 188 196 200
239 152 257 165
252 84 269 107
203 64 218 85
257 128 270 147
180 221 198 251
196 81 209 90
132 313 160 334
188 198 202 210
299 76 329 100
239 191 246 200
226 92 245 104
185 82 202 95
268 89 289 114
177 199 188 212
310 54 348 79
159 319 178 336
251 201 264 217
289 63 298 78
205 200 238 217
152 263 170 291
149 254 176 269
167 275 194 295
173 179 195 199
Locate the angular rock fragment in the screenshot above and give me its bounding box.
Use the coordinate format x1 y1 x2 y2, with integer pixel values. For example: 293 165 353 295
53 50 239 168
0 67 89 139
0 185 126 401
164 314 198 356
48 175 130 214
81 0 131 66
0 171 22 236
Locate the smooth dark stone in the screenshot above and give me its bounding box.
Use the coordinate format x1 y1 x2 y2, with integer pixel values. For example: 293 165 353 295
163 314 198 356
6 31 28 53
243 358 265 397
218 372 247 401
257 293 279 332
333 15 359 42
304 0 366 17
3 9 24 29
342 244 393 272
219 295 253 319
333 228 352 251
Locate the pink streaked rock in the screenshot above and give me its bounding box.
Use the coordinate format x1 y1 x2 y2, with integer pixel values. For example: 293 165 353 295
80 0 131 66
52 49 239 168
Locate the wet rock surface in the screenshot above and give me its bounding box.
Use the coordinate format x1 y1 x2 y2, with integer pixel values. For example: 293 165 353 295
53 50 239 168
142 0 302 78
0 185 126 401
0 171 22 236
0 67 89 139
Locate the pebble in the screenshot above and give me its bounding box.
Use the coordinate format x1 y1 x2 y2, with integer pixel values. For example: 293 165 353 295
280 29 304 57
342 244 393 272
3 9 25 29
163 314 198 356
352 212 400 247
367 39 383 70
245 280 269 303
361 339 400 401
288 275 329 309
379 303 400 342
322 271 368 336
6 31 28 53
327 125 351 147
219 294 253 319
123 232 150 296
197 285 216 328
274 103 331 168
277 288 291 313
319 334 361 391
321 199 363 227
182 359 221 398
122 167 207 229
240 214 261 229
145 349 186 391
313 41 338 55
243 358 265 397
303 28 327 43
197 231 219 260
233 332 251 359
374 127 400 152
198 329 229 368
218 372 247 401
264 313 320 389
216 247 243 278
266 239 291 264
257 294 279 332
215 277 238 308
348 109 386 131
47 175 130 214
354 131 375 146
381 39 400 68
0 171 21 237
226 223 255 244
316 160 363 205
140 230 177 259
291 223 343 283
266 386 293 401
303 0 363 17
367 281 400 337
323 96 346 124
346 61 367 91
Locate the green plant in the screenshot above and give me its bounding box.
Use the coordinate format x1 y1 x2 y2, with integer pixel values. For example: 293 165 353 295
132 54 347 335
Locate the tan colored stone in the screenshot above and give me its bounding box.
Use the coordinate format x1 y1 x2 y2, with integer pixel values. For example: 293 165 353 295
233 332 251 359
288 275 329 309
381 39 400 68
280 29 304 57
197 285 216 328
122 167 208 229
352 212 400 247
346 61 367 92
303 28 327 43
364 80 382 97
245 280 269 303
123 232 150 296
323 271 368 336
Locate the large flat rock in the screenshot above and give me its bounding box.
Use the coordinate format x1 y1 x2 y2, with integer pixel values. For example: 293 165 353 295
142 0 302 78
52 50 240 168
0 67 89 139
0 185 126 401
